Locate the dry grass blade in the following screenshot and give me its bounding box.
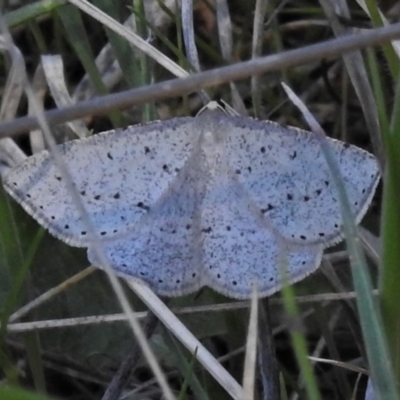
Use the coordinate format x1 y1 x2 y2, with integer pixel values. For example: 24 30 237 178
319 0 384 168
128 280 244 400
0 25 176 400
181 0 210 105
27 89 176 400
7 313 148 333
2 22 400 136
9 267 96 322
258 298 280 400
0 36 24 122
41 55 90 138
215 0 233 62
215 0 246 114
0 138 27 173
355 0 400 57
0 3 396 398
242 287 258 400
358 226 381 266
29 63 50 153
67 0 188 78
72 16 127 103
307 356 368 375
6 289 380 333
282 81 398 400
181 0 201 72
251 0 268 118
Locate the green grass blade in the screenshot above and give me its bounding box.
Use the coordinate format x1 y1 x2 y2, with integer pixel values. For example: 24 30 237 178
165 331 210 400
366 49 389 136
368 44 400 393
0 385 54 400
363 0 400 78
283 82 399 400
280 270 322 400
4 0 66 28
0 227 45 339
93 0 138 88
0 189 45 391
56 4 123 127
0 190 23 385
379 76 400 390
24 331 47 394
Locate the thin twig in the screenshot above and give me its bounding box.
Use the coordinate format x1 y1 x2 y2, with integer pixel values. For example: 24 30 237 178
1 22 400 136
181 0 210 105
258 298 280 400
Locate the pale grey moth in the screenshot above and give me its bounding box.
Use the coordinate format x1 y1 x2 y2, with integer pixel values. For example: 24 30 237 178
0 102 380 299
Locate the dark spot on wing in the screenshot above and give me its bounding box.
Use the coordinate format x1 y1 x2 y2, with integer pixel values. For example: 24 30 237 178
136 202 150 212
261 204 274 213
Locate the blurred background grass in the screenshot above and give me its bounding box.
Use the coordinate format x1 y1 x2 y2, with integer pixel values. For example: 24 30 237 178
0 0 399 399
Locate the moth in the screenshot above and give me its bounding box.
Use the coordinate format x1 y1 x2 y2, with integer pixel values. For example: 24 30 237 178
0 103 379 298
